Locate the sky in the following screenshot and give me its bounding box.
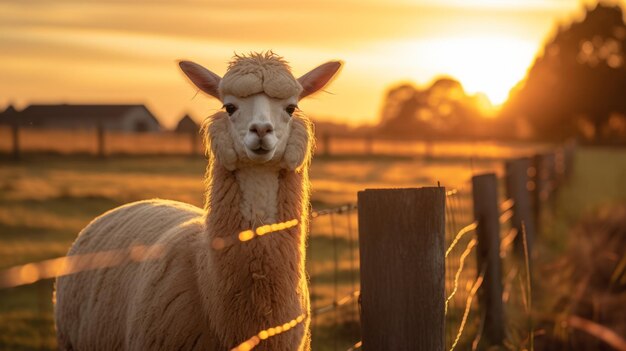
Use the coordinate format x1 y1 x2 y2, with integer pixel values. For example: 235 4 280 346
0 0 617 127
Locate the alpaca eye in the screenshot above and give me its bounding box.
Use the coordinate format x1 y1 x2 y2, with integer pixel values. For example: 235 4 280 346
223 103 238 116
285 104 297 116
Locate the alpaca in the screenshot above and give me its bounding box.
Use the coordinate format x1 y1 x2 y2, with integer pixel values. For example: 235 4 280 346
54 52 342 351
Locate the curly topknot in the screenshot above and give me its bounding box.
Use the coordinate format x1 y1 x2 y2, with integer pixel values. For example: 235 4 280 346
219 51 303 99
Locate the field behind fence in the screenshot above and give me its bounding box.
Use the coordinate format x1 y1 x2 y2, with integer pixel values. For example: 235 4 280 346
0 126 544 159
0 138 582 350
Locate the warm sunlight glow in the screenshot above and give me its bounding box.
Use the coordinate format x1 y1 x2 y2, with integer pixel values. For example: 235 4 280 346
0 0 580 124
424 0 571 10
404 35 539 106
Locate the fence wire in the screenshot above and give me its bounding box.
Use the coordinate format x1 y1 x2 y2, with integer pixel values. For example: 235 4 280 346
308 203 361 351
443 186 527 350
0 203 361 351
0 178 548 350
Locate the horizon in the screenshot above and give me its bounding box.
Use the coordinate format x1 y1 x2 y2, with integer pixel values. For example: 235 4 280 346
0 0 619 128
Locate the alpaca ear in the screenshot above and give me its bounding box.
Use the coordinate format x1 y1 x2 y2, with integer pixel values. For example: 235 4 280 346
179 61 222 100
298 61 343 99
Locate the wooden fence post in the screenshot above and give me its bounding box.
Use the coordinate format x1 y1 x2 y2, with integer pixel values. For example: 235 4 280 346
472 173 505 346
358 187 445 351
563 140 576 181
190 131 199 156
424 139 433 160
505 158 535 258
322 133 330 157
543 152 557 204
531 153 545 233
11 122 20 161
97 124 105 158
365 134 373 155
554 147 566 188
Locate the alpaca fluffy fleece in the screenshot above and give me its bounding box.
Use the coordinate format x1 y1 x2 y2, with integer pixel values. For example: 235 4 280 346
54 110 314 350
219 52 303 100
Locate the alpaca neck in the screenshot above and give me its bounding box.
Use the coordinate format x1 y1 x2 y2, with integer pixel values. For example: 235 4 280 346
235 166 280 224
202 162 309 348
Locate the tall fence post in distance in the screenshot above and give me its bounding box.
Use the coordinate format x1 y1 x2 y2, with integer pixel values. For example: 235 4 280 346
11 122 20 161
563 140 577 181
472 173 505 346
358 187 445 351
424 138 433 161
543 152 557 205
322 133 330 157
554 147 566 188
365 134 373 155
530 153 545 233
190 130 199 156
505 158 535 258
97 124 105 158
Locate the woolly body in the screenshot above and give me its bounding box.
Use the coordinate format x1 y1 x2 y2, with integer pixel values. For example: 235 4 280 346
54 52 340 350
55 114 312 351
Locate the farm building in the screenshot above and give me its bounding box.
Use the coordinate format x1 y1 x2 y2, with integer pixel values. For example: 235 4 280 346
6 104 161 132
0 105 19 125
174 114 199 133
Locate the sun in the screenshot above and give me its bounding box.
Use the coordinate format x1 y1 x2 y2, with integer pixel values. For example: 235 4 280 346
387 33 540 108
410 34 539 107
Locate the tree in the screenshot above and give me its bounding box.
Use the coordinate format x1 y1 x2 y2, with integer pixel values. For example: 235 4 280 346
378 78 485 139
503 2 626 143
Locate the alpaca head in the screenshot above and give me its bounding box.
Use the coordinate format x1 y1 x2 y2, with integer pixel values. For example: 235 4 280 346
179 52 342 170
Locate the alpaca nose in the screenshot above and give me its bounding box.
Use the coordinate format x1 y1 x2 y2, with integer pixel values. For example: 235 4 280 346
249 123 274 138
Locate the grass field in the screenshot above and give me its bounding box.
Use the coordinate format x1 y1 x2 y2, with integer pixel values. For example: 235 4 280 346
0 147 624 350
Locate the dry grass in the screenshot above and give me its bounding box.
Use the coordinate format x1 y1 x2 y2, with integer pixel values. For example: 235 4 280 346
6 144 618 350
0 152 504 350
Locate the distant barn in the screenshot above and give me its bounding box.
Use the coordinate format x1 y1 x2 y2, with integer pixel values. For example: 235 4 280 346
14 104 161 132
174 114 199 133
0 105 19 125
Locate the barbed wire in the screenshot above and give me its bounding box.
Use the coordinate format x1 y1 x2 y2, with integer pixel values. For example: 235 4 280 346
346 340 362 351
0 244 166 289
445 238 477 315
211 219 301 251
499 198 515 214
445 222 478 258
345 203 360 329
449 265 486 351
1 203 360 350
471 308 487 351
500 228 518 258
313 290 361 316
0 189 517 349
446 196 515 259
330 211 340 350
0 203 356 290
446 189 459 197
499 209 514 225
231 312 308 351
311 203 358 218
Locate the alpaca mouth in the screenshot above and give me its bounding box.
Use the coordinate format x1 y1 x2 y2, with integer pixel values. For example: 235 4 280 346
251 147 271 155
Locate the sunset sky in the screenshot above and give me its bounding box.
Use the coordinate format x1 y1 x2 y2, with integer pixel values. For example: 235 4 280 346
0 0 616 127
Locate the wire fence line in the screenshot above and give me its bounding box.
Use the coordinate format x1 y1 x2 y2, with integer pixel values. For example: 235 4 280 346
449 264 487 351
306 189 463 350
443 182 536 350
342 188 468 351
0 204 355 289
1 145 575 350
441 142 575 349
232 202 363 350
0 174 553 351
313 290 361 317
0 202 362 351
309 202 362 351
